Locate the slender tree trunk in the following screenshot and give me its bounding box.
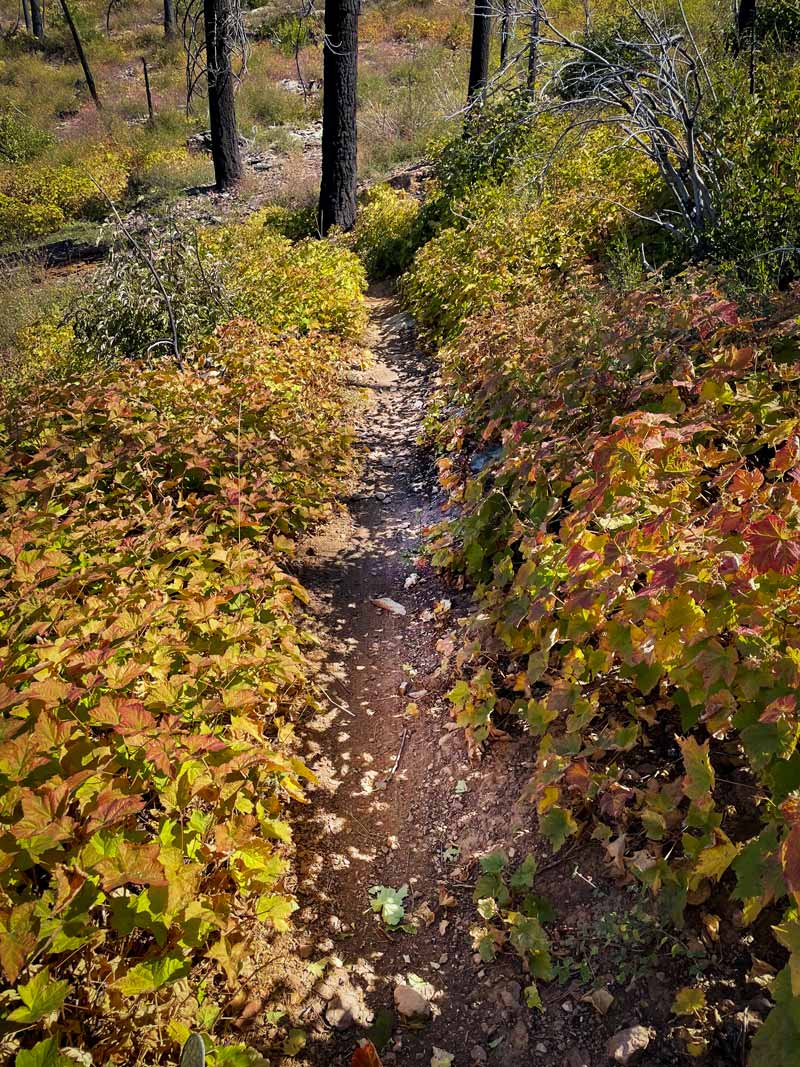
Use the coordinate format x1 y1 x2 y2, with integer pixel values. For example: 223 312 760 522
21 0 31 33
164 0 177 39
318 0 358 234
203 0 243 191
467 0 491 101
499 0 511 67
59 0 101 109
30 0 44 38
142 57 155 123
526 0 541 91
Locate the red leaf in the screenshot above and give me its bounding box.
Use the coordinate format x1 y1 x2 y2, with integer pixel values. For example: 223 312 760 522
94 841 167 891
759 695 796 724
729 466 764 502
85 790 146 833
781 823 800 906
744 514 800 576
352 1041 382 1067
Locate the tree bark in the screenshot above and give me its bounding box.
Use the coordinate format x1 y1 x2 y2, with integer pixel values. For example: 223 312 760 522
59 0 102 110
499 0 511 67
526 0 541 91
164 0 177 39
318 0 358 234
22 0 31 33
142 57 155 123
203 0 243 192
467 0 491 101
30 0 44 38
737 0 756 33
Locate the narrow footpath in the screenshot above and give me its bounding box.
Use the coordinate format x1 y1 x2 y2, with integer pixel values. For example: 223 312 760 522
285 291 562 1067
273 292 691 1067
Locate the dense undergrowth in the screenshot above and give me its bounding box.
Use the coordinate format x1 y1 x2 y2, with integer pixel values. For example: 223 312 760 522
0 216 365 1065
398 8 800 1061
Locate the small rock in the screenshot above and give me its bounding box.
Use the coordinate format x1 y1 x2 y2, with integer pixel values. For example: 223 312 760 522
607 1026 653 1064
470 1047 487 1064
535 1044 547 1054
394 984 432 1021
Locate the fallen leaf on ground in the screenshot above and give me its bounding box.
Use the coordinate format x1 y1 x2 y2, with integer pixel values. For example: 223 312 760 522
582 987 614 1015
431 1049 454 1067
353 1040 382 1067
372 597 406 616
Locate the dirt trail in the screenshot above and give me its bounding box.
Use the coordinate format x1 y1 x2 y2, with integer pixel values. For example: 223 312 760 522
283 291 552 1067
281 292 700 1067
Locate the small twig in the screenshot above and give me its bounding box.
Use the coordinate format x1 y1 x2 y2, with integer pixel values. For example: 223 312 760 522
386 727 409 781
320 686 356 716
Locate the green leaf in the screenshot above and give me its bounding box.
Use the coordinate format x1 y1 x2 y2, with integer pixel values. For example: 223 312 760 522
540 805 578 852
114 952 190 995
15 1040 72 1067
8 968 71 1023
369 885 408 927
679 736 714 801
282 1029 306 1056
255 893 298 932
510 854 537 894
479 850 508 875
672 986 706 1015
524 983 543 1011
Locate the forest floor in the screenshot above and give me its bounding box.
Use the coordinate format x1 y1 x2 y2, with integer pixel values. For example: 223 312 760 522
243 291 757 1067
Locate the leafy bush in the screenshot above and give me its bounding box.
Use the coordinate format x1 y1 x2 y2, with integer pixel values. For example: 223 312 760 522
712 69 800 290
0 200 364 1061
404 125 659 345
0 150 130 245
0 315 356 1064
426 268 800 1056
71 215 366 362
349 184 421 280
755 0 800 50
0 109 52 163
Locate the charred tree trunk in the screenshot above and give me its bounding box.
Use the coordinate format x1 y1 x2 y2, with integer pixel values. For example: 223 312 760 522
21 0 31 33
733 0 756 52
59 0 101 109
499 0 511 67
142 57 155 122
164 0 177 39
203 0 243 191
30 0 44 38
737 0 756 33
467 0 491 101
526 0 541 91
318 0 358 234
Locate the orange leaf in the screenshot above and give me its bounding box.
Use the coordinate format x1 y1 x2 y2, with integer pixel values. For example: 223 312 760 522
352 1041 382 1067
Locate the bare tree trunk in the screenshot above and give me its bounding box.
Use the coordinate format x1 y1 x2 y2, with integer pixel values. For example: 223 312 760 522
30 0 44 38
318 0 358 234
59 0 102 110
142 57 155 122
164 0 177 39
527 0 541 91
499 0 511 67
581 0 591 33
467 0 491 101
737 0 756 32
21 0 31 33
203 0 242 191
